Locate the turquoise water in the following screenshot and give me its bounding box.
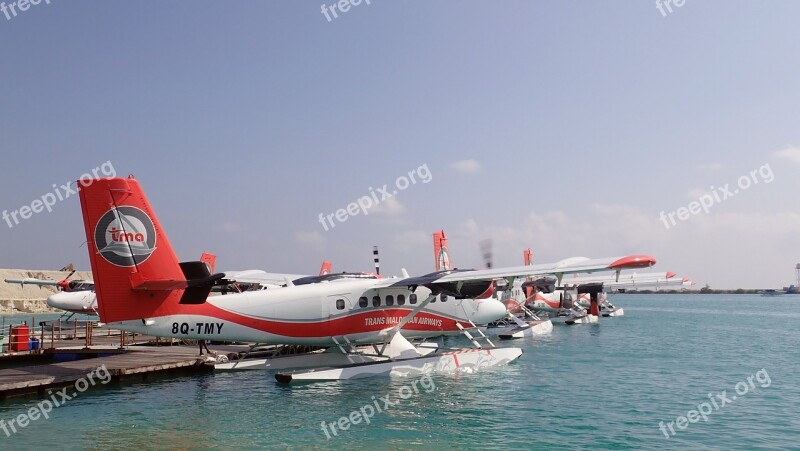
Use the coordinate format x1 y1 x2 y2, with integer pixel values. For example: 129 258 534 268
1 295 798 449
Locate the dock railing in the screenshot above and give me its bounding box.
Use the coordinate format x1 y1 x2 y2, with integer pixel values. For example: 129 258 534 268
1 319 143 354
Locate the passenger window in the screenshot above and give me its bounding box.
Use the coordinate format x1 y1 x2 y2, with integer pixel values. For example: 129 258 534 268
372 296 381 307
336 299 345 310
409 293 417 304
359 297 368 308
397 294 406 305
386 295 394 306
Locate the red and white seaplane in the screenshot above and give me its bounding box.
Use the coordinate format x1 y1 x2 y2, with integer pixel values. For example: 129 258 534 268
565 271 692 317
504 249 664 324
76 176 656 382
5 271 98 318
432 231 555 339
297 249 515 342
4 253 217 320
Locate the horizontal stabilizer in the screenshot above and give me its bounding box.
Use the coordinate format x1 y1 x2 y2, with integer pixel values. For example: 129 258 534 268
131 260 225 304
130 274 226 291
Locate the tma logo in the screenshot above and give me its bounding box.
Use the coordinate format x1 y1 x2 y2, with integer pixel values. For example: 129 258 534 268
94 206 157 267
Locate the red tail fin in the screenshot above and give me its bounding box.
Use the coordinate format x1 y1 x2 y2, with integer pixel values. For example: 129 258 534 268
201 252 217 273
433 230 452 271
523 248 532 266
79 177 221 323
319 260 332 275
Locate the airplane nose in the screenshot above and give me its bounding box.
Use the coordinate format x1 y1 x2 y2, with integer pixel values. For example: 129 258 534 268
473 298 508 324
46 292 87 311
46 294 63 310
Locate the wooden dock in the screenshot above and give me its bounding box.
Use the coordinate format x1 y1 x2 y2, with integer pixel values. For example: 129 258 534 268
0 346 215 400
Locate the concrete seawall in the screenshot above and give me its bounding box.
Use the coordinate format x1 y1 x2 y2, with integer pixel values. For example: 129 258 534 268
0 269 92 314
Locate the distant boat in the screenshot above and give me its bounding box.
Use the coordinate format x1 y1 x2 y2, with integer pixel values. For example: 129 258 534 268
760 289 785 297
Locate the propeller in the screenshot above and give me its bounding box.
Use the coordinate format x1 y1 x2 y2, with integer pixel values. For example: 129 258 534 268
56 270 77 291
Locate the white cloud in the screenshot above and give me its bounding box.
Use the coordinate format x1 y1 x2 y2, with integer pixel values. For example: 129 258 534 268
451 159 481 174
695 162 725 172
366 196 406 216
222 223 243 232
294 230 325 245
686 188 710 200
388 230 430 253
774 145 800 165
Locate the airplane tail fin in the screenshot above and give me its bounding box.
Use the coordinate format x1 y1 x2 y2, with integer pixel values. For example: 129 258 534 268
523 248 532 266
78 176 224 323
200 252 217 273
319 260 332 275
433 230 452 271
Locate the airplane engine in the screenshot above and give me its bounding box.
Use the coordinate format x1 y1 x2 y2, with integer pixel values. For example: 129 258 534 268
576 283 604 316
428 280 495 299
475 283 495 299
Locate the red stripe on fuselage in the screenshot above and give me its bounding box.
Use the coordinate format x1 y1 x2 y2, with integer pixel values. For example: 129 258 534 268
531 293 560 309
157 302 469 338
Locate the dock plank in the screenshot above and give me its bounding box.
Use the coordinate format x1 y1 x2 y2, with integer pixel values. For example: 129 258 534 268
0 346 213 399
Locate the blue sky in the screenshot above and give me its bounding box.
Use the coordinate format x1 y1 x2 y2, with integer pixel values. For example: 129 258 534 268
1 1 799 288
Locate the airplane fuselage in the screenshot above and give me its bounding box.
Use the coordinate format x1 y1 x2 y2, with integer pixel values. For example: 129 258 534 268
105 278 507 346
47 291 98 314
499 283 576 315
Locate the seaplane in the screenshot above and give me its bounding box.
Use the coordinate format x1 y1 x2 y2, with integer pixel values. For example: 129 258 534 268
504 252 606 325
5 270 99 319
301 246 525 342
515 249 689 321
433 234 618 331
504 277 602 325
75 176 656 383
432 231 554 339
3 253 219 320
563 270 694 316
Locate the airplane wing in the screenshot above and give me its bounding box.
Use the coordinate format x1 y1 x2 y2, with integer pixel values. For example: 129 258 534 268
561 271 677 285
220 270 309 286
4 278 59 287
561 271 695 291
383 254 656 298
439 255 654 282
606 276 692 290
